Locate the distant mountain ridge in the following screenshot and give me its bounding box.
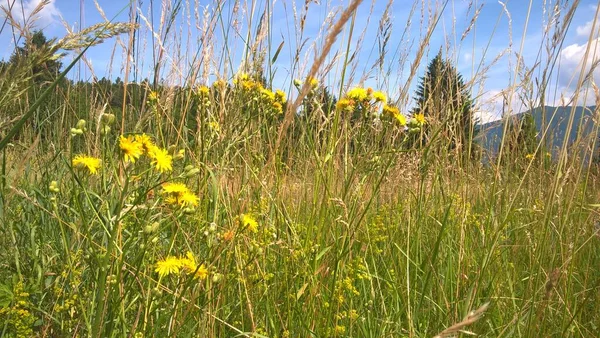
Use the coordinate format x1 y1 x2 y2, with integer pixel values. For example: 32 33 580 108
476 105 598 160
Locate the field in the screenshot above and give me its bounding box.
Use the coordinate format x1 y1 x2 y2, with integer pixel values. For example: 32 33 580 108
1 0 600 337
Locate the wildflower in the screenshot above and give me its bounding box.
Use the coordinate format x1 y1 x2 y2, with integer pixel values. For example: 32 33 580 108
272 101 283 114
241 80 259 91
148 91 159 102
237 73 250 82
162 182 189 195
413 113 426 126
275 89 287 103
179 191 199 207
72 155 101 175
148 147 173 173
393 111 407 126
155 256 183 278
307 76 319 88
347 87 368 101
372 91 387 103
195 264 209 280
261 88 276 102
336 98 354 112
180 252 209 280
119 135 144 163
526 153 535 160
198 85 210 96
382 104 399 117
240 214 258 233
135 133 155 152
208 121 221 133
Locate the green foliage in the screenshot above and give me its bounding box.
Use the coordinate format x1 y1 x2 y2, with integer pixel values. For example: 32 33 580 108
504 113 539 160
1 3 600 337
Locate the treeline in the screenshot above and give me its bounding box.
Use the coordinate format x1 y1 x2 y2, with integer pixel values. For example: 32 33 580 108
1 30 544 167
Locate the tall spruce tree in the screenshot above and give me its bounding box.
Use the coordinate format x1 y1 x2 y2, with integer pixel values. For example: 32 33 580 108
411 51 478 157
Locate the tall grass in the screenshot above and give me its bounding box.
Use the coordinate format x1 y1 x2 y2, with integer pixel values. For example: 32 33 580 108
1 0 599 337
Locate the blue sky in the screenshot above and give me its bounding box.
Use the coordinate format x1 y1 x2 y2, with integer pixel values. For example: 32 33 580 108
1 0 599 122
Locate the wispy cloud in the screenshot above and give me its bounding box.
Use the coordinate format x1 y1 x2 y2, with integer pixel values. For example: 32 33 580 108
2 0 61 29
558 38 600 89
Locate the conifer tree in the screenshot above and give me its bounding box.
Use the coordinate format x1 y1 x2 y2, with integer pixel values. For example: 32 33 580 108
411 51 478 157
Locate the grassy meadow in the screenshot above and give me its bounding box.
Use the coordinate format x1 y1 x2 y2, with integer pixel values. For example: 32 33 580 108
1 0 600 337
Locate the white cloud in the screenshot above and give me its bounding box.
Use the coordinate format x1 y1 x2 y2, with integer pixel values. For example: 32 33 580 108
558 38 600 95
3 0 61 28
576 5 599 37
576 20 594 37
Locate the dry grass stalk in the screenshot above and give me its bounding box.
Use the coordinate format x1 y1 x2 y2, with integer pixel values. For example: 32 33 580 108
274 0 364 158
433 302 490 338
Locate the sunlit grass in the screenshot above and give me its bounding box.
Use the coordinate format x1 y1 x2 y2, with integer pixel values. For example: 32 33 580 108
1 0 599 337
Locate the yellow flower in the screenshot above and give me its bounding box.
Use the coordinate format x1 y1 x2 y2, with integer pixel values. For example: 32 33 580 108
393 111 407 126
195 264 209 280
161 182 197 207
148 147 173 173
241 214 258 233
382 104 399 117
180 252 209 280
198 85 210 96
180 252 197 273
119 135 144 163
413 113 426 126
372 91 387 103
526 153 535 160
179 191 199 207
307 76 319 88
272 101 283 114
336 98 354 112
347 87 368 101
275 89 287 103
261 88 276 102
165 196 178 206
72 155 101 175
148 91 159 102
209 121 221 133
155 256 183 278
162 182 190 195
134 133 155 152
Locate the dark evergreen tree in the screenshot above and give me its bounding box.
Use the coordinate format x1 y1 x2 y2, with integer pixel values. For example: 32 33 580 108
411 50 478 157
9 30 63 85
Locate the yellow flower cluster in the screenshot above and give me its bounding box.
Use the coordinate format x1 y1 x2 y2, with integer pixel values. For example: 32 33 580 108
234 73 287 114
161 182 199 207
0 282 36 337
336 86 387 116
155 251 209 280
118 134 173 173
